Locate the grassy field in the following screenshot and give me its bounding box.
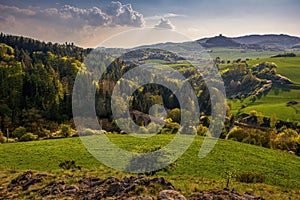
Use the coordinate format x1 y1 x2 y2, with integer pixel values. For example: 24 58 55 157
228 88 300 121
247 55 300 84
207 48 278 61
224 54 300 121
1 135 300 199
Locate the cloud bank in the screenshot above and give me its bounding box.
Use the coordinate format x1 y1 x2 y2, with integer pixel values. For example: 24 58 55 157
0 2 145 28
0 2 145 47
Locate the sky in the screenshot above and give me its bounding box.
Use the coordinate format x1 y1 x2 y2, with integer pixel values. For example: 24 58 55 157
0 0 299 48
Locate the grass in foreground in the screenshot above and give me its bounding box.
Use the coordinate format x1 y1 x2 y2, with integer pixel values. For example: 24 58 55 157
0 134 300 199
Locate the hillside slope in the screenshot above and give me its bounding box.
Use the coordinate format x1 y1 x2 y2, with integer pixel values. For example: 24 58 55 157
0 135 299 189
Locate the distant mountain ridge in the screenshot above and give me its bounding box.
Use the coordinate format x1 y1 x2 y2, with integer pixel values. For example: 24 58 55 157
232 34 300 46
197 34 300 48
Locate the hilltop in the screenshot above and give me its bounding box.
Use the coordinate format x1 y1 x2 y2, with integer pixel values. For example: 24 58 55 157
198 34 241 48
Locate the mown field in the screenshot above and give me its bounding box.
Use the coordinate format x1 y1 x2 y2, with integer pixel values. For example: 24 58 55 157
1 135 300 199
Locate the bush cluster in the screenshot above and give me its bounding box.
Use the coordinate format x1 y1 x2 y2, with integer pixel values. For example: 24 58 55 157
226 126 300 155
226 127 271 148
19 133 37 142
271 128 300 153
59 124 72 137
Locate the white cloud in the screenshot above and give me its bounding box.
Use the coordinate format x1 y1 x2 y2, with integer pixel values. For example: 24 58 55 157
0 2 145 28
0 4 36 16
155 18 175 30
107 1 145 27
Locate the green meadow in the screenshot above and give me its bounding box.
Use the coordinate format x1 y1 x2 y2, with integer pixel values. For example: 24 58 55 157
0 135 300 199
225 54 300 122
247 55 300 84
229 88 300 122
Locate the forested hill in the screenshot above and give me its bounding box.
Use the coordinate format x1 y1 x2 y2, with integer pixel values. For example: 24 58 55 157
0 33 91 62
0 33 91 136
1 33 296 140
0 34 210 138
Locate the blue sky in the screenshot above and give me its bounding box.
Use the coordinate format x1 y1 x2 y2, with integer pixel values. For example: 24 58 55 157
0 0 299 47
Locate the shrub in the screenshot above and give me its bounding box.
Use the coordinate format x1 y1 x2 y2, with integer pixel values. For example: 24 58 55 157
236 172 265 183
59 160 81 170
12 126 27 139
160 121 180 134
196 124 208 136
45 121 59 133
160 127 173 134
226 127 271 148
0 130 5 143
42 129 51 138
19 133 37 142
226 127 249 142
271 128 299 152
59 124 72 137
167 108 181 123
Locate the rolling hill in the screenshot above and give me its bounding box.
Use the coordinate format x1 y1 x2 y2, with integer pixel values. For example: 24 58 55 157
0 135 299 199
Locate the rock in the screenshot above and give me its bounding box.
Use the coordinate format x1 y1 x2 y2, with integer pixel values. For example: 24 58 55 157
22 178 41 190
64 184 79 192
135 177 150 186
8 171 47 191
124 183 137 193
152 177 174 189
158 190 187 200
4 172 265 200
105 182 124 197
